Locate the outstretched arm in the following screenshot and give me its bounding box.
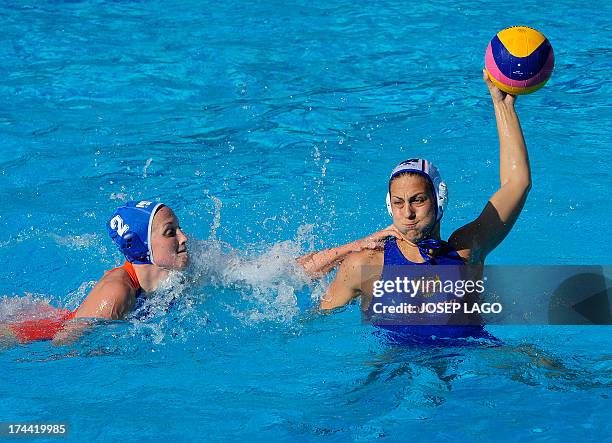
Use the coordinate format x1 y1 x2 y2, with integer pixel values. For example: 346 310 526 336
450 69 532 263
297 225 400 277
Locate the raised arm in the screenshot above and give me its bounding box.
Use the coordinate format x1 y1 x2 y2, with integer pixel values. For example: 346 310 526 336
297 225 400 277
449 69 532 263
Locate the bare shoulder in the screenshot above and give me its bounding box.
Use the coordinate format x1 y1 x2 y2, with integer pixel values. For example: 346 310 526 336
74 268 136 319
95 268 134 295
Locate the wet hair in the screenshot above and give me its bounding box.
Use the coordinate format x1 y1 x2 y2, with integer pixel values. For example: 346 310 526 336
388 171 435 197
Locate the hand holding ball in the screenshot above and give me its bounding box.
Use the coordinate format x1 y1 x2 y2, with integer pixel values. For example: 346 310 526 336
485 26 554 95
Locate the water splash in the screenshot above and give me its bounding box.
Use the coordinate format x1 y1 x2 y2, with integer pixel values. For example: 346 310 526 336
207 194 222 240
187 235 314 325
50 233 100 250
64 280 97 310
0 293 66 322
143 157 153 178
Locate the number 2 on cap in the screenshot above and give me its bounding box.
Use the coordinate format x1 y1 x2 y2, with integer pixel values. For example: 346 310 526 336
110 215 129 236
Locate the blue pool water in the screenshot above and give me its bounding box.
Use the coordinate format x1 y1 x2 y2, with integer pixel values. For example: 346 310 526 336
1 0 611 440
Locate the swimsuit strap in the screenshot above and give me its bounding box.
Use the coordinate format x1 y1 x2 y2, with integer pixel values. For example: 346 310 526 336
105 260 141 292
120 260 141 291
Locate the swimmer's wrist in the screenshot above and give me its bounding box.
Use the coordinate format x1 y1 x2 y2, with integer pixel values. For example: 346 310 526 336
493 100 515 112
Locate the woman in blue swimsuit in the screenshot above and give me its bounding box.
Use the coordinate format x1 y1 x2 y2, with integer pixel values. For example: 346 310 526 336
314 70 531 340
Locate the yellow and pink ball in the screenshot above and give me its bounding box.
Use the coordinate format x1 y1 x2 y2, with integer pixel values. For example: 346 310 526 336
485 26 555 95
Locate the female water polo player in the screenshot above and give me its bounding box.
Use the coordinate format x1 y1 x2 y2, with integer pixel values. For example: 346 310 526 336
0 198 396 345
318 70 531 337
2 201 188 343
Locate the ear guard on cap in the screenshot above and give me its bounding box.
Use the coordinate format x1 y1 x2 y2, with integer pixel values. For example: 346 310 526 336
107 200 164 265
385 159 448 223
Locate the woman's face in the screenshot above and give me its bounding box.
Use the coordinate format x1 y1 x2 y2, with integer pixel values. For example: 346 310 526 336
150 206 189 269
389 174 437 243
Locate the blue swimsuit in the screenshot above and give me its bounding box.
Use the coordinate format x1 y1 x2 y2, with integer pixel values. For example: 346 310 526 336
369 238 497 345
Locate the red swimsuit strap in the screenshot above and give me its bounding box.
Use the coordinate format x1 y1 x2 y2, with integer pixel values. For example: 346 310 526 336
120 260 141 291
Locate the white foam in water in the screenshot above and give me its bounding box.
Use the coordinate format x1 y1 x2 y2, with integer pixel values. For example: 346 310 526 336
0 226 45 249
143 157 153 178
0 293 65 322
50 233 101 250
187 236 313 324
64 280 97 310
184 195 317 325
126 264 214 344
186 214 330 325
118 226 324 342
207 194 223 240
